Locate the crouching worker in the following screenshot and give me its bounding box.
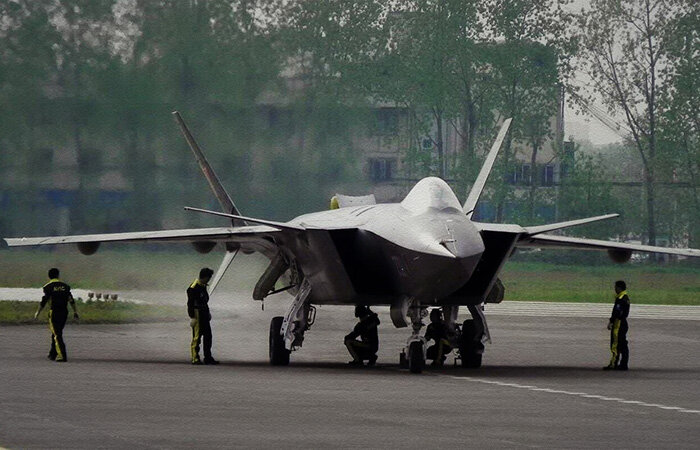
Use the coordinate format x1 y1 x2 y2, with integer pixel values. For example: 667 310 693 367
34 268 79 362
187 268 219 365
344 305 380 366
425 308 452 366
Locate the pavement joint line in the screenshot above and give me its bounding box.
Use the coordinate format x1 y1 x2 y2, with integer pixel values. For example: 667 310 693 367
445 376 700 415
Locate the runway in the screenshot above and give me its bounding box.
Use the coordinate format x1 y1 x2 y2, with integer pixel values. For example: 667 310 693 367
1 305 698 449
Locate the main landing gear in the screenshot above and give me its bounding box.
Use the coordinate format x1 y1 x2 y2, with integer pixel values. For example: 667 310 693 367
269 278 315 366
456 304 489 368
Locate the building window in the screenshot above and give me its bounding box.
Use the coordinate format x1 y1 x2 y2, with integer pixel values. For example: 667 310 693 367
542 164 555 186
508 166 518 185
369 158 395 182
508 163 539 185
372 109 399 136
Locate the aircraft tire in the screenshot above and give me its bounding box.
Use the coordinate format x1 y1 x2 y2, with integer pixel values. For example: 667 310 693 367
269 316 290 366
460 319 483 369
462 352 482 368
408 341 425 374
399 351 408 369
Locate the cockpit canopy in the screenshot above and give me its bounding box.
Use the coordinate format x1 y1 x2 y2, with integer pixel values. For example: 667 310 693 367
401 177 463 213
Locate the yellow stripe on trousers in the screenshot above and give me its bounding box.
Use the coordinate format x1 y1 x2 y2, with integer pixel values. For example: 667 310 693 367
48 310 65 361
609 319 621 366
190 310 201 363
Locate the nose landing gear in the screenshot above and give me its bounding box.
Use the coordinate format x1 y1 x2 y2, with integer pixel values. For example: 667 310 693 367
398 299 429 373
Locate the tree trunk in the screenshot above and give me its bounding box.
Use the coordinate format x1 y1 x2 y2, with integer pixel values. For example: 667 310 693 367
435 109 445 178
528 142 539 222
644 167 656 248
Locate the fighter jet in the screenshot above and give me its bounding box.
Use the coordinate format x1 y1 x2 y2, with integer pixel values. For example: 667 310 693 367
5 112 699 373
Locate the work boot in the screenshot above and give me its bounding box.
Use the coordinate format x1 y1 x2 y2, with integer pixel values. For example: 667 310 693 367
603 365 615 370
615 365 628 371
55 358 66 363
203 358 220 365
192 359 202 365
347 360 363 366
47 354 56 361
367 355 377 367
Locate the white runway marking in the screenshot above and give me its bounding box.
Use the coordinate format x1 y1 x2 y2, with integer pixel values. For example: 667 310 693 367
447 376 700 415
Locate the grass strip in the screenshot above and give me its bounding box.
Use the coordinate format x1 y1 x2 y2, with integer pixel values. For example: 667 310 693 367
0 300 183 325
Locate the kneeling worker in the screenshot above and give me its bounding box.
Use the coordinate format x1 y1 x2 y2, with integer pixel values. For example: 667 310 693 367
187 267 219 365
34 268 79 362
604 280 630 371
425 308 452 366
344 305 380 366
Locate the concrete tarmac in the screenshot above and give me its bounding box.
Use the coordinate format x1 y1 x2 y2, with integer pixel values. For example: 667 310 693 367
1 306 698 449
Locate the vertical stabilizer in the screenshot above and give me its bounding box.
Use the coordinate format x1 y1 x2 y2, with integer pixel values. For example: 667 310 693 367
462 118 512 218
172 111 243 224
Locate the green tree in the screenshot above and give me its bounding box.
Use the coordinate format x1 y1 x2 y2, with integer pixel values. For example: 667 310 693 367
575 0 687 247
558 150 622 238
657 0 699 246
485 0 573 222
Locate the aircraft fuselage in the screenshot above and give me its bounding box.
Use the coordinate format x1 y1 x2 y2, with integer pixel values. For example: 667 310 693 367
277 178 486 306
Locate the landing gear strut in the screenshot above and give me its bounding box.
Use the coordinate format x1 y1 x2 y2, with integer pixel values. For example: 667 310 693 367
269 278 314 366
399 299 428 374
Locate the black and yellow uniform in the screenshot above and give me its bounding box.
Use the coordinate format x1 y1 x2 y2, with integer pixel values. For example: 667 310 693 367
41 279 74 361
425 320 452 365
344 311 380 364
607 290 630 369
187 279 213 364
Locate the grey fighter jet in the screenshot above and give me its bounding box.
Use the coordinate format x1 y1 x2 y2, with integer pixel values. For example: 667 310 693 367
5 113 699 373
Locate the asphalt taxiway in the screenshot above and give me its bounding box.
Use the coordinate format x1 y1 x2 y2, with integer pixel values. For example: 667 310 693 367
1 303 698 449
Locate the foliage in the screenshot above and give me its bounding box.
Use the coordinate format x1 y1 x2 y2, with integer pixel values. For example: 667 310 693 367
558 150 622 238
573 0 696 248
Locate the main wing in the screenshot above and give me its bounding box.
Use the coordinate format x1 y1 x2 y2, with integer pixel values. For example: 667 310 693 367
518 234 700 258
3 225 283 257
475 216 700 259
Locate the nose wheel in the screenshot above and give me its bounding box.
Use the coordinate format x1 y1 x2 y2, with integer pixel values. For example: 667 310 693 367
408 341 425 373
399 299 428 373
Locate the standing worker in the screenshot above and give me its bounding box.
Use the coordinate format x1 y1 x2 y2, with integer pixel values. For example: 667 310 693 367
604 280 630 371
187 267 219 365
34 268 79 362
344 305 380 366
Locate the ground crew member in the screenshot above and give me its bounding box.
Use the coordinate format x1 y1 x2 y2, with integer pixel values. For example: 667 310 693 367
425 308 452 366
187 267 219 365
344 305 380 366
604 280 630 371
33 268 79 362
